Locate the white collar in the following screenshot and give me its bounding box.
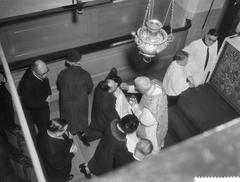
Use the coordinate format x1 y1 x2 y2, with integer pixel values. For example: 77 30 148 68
47 130 64 140
113 87 120 97
133 154 141 161
117 123 125 133
32 71 43 81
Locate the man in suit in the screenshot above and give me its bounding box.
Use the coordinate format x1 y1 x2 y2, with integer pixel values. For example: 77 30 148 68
18 60 51 140
57 50 93 146
79 114 139 178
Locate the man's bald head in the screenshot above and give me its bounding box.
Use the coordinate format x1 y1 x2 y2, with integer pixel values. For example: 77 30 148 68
134 76 152 94
31 60 49 79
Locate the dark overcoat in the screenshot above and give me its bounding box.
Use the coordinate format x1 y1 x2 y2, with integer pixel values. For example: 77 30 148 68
89 82 119 133
37 131 74 182
88 119 134 176
18 69 51 132
57 66 93 134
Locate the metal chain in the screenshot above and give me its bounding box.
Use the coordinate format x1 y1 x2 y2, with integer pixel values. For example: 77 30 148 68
162 0 172 26
170 0 175 35
142 0 149 27
142 0 154 27
150 0 154 19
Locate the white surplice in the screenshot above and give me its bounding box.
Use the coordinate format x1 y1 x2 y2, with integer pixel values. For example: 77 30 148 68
113 87 132 118
183 39 218 86
163 61 189 96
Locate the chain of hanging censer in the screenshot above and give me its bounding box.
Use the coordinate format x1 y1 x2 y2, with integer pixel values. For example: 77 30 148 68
132 0 175 63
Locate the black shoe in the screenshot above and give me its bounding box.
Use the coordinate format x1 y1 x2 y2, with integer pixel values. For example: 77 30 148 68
78 131 90 146
79 163 91 179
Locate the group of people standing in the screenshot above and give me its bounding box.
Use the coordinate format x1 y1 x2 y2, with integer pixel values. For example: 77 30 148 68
163 28 219 106
17 50 168 181
16 28 219 182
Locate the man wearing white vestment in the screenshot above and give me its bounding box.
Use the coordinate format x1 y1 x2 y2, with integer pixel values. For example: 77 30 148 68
183 29 219 87
163 50 194 106
121 76 168 154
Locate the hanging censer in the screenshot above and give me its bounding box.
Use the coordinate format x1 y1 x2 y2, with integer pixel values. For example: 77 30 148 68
132 0 175 63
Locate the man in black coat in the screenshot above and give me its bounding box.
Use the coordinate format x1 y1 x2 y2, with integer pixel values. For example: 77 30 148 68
79 114 139 178
18 60 51 140
57 50 93 146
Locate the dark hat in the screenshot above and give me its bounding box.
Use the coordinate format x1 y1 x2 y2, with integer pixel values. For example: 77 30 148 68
118 114 139 134
66 50 82 62
105 67 122 86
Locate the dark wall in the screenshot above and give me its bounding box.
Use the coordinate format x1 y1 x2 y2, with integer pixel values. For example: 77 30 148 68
218 0 240 44
0 0 171 67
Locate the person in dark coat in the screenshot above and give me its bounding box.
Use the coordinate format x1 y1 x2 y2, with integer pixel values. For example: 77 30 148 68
83 79 120 142
57 50 93 146
79 114 139 179
37 118 77 182
81 68 129 143
18 60 51 141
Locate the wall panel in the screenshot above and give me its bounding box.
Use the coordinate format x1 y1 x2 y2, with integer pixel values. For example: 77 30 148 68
10 28 189 101
0 0 173 64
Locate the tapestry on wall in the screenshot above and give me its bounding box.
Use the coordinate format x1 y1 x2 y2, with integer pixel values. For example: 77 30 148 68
210 40 240 112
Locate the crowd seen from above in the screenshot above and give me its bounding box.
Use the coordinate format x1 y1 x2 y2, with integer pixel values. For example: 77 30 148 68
0 28 219 182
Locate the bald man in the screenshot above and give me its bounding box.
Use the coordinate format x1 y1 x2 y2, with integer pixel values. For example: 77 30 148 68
121 76 168 154
18 60 51 137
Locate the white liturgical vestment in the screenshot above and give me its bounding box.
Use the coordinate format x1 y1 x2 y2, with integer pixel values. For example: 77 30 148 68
163 61 189 96
183 39 218 86
113 87 132 118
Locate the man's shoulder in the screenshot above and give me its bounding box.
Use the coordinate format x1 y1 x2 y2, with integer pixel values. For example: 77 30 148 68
151 79 162 86
19 69 35 85
60 67 90 77
189 38 203 46
22 69 33 78
58 67 71 75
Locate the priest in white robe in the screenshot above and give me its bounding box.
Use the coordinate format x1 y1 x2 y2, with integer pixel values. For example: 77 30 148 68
121 76 168 154
183 29 219 87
